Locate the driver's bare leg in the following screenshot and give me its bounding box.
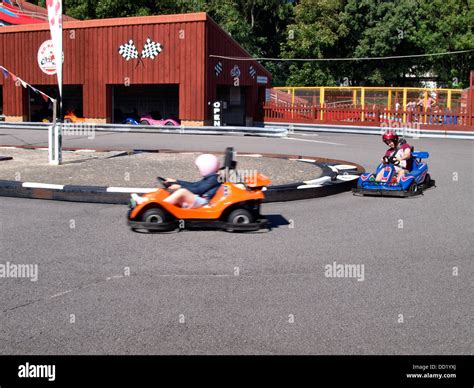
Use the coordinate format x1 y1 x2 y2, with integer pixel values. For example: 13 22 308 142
396 169 407 182
375 170 385 181
163 188 195 207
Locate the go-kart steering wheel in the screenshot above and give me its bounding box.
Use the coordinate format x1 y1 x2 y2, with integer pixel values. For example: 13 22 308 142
156 176 172 188
384 156 400 166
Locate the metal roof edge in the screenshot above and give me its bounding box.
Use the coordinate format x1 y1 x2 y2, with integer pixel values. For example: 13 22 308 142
0 12 208 33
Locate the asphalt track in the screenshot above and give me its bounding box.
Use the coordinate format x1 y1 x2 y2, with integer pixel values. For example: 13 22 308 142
0 129 472 354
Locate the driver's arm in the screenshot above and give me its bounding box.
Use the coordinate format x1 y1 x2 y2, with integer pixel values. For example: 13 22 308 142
397 147 411 161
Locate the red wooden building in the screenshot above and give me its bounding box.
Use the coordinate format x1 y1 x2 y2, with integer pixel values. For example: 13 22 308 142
0 12 271 125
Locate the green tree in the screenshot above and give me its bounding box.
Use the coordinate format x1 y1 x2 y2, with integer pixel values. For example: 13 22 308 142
282 0 350 85
413 0 473 88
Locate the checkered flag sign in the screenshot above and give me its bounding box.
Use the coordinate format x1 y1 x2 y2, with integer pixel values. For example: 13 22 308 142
215 61 223 76
249 65 256 79
141 38 162 59
119 40 139 61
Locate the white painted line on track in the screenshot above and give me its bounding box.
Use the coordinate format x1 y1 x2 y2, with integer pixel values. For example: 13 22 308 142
106 275 124 281
23 182 64 190
303 176 332 185
289 158 316 163
334 164 357 170
50 290 72 299
297 184 323 189
285 137 345 146
336 174 360 181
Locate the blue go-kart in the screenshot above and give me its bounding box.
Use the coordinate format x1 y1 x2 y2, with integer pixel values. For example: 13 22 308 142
353 151 434 197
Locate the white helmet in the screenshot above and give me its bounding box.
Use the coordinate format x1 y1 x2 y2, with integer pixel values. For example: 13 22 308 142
195 154 220 176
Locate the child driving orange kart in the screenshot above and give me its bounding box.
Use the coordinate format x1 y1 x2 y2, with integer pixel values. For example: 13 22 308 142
163 154 221 208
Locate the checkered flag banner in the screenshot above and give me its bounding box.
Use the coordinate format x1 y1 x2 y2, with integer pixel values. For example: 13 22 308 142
119 40 139 61
141 38 162 59
249 65 256 78
214 61 223 76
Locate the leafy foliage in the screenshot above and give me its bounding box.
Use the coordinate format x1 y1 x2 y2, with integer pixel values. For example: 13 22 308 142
29 0 473 87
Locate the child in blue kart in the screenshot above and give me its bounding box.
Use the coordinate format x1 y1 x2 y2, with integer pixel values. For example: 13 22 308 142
375 131 412 183
163 154 221 208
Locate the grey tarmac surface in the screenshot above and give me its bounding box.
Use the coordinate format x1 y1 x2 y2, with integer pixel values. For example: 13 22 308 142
0 148 322 187
0 128 472 354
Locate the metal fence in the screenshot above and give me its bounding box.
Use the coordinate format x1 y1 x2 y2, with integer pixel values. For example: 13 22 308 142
263 103 472 131
267 86 465 112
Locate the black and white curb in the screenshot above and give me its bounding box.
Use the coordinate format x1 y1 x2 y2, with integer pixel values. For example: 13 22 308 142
0 161 363 204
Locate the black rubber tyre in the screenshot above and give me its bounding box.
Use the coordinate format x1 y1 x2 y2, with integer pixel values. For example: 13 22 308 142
424 173 431 187
165 121 176 126
227 209 253 225
141 208 168 224
140 120 150 125
64 118 72 123
408 181 418 193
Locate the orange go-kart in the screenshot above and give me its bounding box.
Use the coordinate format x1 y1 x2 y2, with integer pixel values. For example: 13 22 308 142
64 111 86 123
127 148 272 232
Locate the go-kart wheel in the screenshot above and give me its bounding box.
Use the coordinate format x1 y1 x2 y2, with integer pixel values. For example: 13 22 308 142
64 118 72 123
227 209 253 225
140 120 150 125
142 208 168 224
164 121 175 126
408 181 418 193
424 173 431 187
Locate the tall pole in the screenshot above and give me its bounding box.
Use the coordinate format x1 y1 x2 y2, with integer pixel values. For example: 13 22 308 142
47 0 63 165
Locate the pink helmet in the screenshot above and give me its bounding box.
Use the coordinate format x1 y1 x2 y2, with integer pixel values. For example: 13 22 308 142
195 154 220 176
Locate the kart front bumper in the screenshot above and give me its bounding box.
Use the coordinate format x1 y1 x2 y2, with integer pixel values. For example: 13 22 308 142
352 188 421 197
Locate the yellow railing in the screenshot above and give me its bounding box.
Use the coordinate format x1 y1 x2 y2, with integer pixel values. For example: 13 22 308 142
271 86 463 112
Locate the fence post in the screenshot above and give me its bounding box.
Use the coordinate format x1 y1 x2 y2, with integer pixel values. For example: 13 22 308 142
470 70 474 126
402 88 407 123
361 88 365 122
320 87 325 121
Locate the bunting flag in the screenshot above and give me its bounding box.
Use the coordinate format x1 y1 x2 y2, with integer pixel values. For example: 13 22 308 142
46 0 63 98
0 66 9 79
40 93 50 102
0 64 55 103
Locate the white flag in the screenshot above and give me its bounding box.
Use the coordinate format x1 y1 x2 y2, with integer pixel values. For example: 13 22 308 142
46 0 63 98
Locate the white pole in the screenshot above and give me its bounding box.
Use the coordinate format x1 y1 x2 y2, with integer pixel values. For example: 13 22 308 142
49 98 58 165
54 122 60 165
48 124 54 163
